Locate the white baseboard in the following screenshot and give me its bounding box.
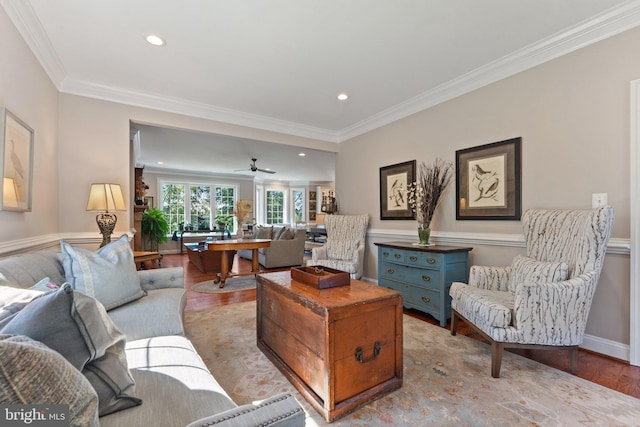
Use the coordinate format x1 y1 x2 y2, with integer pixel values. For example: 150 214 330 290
582 334 630 362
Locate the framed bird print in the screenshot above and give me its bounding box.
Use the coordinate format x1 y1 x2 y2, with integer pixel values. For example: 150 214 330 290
0 108 34 212
380 160 416 220
456 137 521 220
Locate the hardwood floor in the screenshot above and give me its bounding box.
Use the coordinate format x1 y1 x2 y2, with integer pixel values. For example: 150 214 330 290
163 253 640 399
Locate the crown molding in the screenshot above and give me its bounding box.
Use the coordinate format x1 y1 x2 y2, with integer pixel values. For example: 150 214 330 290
336 1 640 142
58 79 340 143
4 0 640 143
0 0 66 86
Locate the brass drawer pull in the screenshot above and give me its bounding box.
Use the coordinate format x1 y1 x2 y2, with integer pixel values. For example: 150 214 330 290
422 275 431 282
387 268 395 274
394 253 402 259
383 251 389 257
409 256 417 261
355 341 381 363
426 257 436 264
422 296 431 303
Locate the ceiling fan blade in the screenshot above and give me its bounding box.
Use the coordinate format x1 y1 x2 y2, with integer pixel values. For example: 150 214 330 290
257 168 276 174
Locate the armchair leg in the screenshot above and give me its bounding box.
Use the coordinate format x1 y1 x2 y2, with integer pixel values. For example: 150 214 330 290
569 346 579 374
491 341 504 378
451 311 459 336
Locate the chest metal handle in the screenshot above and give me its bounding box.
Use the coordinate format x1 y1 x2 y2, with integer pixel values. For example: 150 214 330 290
422 296 431 303
409 255 417 262
426 257 436 264
422 275 431 282
355 341 381 363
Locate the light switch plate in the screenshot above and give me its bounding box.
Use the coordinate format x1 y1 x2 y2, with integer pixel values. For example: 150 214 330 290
592 193 607 208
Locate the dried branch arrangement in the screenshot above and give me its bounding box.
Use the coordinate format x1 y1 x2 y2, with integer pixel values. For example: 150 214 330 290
408 158 453 227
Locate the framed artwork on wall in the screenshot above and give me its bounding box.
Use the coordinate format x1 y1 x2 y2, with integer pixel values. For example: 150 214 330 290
144 196 154 208
379 160 416 220
0 108 34 212
456 137 521 220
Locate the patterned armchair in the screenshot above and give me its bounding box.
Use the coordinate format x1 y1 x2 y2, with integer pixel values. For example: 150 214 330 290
311 214 369 279
449 206 614 378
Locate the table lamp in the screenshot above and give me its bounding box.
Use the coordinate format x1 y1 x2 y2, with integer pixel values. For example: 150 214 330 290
86 183 126 247
2 178 20 210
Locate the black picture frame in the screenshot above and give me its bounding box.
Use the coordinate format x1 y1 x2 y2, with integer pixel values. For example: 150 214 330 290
456 137 521 220
380 160 416 220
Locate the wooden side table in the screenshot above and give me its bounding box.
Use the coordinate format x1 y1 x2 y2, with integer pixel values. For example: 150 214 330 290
133 251 163 270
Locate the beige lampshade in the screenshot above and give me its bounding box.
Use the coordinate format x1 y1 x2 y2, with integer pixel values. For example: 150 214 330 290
3 178 19 209
86 183 126 212
315 212 326 225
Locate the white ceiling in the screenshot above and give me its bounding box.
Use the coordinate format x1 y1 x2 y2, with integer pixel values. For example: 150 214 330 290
4 1 640 180
132 123 336 182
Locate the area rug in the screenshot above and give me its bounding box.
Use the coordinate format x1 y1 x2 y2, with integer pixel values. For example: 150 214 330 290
184 301 640 426
191 276 256 293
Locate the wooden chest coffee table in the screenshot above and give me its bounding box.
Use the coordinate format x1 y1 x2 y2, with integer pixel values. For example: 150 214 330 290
256 271 403 422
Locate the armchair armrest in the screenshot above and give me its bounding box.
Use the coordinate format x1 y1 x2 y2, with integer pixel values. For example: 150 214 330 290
468 265 511 292
513 271 597 345
185 393 305 427
137 267 184 292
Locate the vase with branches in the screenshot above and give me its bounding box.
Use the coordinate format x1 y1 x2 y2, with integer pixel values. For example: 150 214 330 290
407 158 453 245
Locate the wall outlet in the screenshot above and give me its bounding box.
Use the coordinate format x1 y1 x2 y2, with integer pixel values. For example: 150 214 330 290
592 193 607 208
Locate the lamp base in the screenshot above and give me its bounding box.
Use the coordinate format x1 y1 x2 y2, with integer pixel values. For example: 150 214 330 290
96 213 118 248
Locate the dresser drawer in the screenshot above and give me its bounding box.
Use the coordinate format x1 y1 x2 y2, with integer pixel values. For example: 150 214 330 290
379 247 405 264
406 252 442 269
380 263 441 290
402 284 441 314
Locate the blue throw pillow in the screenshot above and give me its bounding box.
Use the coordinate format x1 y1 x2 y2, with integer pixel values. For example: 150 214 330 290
60 234 145 311
0 284 141 416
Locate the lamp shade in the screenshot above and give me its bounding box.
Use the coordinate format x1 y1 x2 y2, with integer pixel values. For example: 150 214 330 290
86 183 126 212
3 178 19 209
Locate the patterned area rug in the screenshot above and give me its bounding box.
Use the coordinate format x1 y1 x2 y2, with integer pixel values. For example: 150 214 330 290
184 301 640 426
191 277 256 293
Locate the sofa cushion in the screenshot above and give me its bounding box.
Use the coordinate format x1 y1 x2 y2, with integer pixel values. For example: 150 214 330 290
108 288 186 341
0 284 141 416
279 227 295 240
255 225 274 239
508 255 569 293
0 334 99 426
273 226 286 240
0 286 42 322
325 239 358 260
101 336 237 427
0 250 67 288
61 235 145 311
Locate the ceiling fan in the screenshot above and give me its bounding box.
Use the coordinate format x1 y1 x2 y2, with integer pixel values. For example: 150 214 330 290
235 158 276 174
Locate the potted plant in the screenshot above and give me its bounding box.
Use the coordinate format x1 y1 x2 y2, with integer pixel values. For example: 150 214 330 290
141 207 169 252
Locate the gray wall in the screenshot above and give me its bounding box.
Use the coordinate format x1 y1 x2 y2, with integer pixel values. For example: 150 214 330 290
336 26 639 348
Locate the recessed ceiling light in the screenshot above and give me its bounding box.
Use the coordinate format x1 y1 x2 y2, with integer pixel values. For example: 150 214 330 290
298 153 306 157
157 161 164 165
146 35 166 46
337 93 349 101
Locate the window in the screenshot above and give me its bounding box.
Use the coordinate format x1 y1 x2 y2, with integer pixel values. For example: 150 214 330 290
161 184 185 233
266 190 285 224
160 182 236 233
292 188 305 223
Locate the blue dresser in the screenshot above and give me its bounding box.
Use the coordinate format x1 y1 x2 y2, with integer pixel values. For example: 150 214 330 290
375 242 472 326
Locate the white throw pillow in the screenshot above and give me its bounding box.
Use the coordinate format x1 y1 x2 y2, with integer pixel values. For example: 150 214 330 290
60 234 145 311
509 254 569 293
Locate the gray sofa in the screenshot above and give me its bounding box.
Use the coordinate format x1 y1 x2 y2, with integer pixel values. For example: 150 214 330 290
0 248 305 427
238 228 306 269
